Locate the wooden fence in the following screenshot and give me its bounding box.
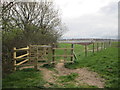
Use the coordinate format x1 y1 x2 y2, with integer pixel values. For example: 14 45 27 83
13 41 111 70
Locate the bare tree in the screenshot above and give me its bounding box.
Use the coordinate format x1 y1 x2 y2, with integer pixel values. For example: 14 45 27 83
9 1 64 44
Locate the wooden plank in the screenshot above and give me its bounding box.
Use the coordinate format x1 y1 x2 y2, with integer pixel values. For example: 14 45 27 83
15 47 29 51
53 48 73 50
15 53 29 59
53 55 74 57
16 59 29 66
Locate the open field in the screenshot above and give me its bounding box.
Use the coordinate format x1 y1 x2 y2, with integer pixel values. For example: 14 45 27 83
2 42 119 88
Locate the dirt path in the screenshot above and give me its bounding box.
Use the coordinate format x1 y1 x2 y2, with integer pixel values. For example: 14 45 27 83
20 61 105 88
55 62 105 88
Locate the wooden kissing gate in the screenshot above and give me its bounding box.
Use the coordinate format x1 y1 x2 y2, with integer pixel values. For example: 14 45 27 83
13 44 75 71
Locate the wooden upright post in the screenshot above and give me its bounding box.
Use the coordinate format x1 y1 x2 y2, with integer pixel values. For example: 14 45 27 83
101 42 102 50
85 45 87 57
27 46 29 61
52 46 55 63
71 44 74 61
93 43 94 53
97 42 99 52
13 47 16 71
64 48 67 62
104 42 106 49
34 46 38 70
48 47 52 63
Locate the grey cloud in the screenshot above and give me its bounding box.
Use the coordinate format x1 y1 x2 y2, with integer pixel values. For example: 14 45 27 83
62 2 118 39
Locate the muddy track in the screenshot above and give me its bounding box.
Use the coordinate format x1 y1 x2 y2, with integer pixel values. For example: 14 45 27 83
20 62 105 88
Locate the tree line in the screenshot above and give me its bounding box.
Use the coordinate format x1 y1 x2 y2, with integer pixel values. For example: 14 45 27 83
1 1 66 76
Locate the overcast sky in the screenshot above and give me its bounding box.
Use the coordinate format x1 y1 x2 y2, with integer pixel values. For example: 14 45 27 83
54 0 119 39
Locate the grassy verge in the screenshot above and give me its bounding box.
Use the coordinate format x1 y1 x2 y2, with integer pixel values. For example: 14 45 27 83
2 68 46 88
64 42 119 88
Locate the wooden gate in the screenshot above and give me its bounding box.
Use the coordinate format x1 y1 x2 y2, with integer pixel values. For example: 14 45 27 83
13 44 75 70
13 45 52 70
29 45 52 67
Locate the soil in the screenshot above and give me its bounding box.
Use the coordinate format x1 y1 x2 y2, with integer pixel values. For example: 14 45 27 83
20 60 105 88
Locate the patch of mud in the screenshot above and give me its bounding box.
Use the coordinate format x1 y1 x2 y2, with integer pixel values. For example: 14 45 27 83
55 61 105 88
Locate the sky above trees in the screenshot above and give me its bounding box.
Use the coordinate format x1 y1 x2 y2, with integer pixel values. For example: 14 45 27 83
54 0 119 39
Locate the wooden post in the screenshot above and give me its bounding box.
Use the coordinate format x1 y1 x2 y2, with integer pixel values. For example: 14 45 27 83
109 40 111 47
34 46 38 70
13 47 16 71
71 44 74 61
97 42 99 52
93 43 94 53
104 42 106 49
48 47 52 64
64 48 67 62
29 45 32 64
101 42 103 50
27 46 29 61
85 45 87 57
52 47 55 63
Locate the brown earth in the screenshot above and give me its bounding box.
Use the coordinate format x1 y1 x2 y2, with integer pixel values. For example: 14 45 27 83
20 60 105 88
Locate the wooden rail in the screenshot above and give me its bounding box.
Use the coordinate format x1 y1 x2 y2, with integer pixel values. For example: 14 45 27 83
53 48 73 50
53 55 74 57
13 46 29 71
52 46 75 62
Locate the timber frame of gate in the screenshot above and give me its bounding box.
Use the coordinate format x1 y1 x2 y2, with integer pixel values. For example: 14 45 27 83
13 44 76 70
52 44 75 63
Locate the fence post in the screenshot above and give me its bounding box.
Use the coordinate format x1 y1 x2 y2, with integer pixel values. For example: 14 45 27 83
48 47 52 64
97 42 99 52
109 40 111 47
13 47 16 71
52 45 55 63
104 42 106 49
34 46 38 70
64 48 67 62
85 45 87 57
101 42 103 50
71 44 74 61
27 46 29 61
93 43 94 53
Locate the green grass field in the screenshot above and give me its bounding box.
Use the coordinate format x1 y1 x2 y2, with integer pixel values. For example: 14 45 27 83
2 42 119 88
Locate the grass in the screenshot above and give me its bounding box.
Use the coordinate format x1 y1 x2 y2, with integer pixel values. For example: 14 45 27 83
59 73 79 82
64 42 119 88
2 68 46 88
3 42 119 88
